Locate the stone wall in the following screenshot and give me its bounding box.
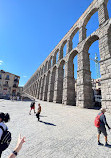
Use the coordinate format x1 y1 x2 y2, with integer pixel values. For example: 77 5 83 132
23 0 111 112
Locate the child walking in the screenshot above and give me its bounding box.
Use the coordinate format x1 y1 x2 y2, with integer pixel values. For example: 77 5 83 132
36 103 41 121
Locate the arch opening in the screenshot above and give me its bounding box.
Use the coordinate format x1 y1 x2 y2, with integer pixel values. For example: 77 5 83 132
70 28 79 49
63 43 67 58
46 71 50 101
108 25 111 56
50 66 57 102
107 0 111 18
51 58 53 67
68 50 78 105
83 35 101 108
40 75 45 100
42 65 45 74
36 82 38 98
58 60 65 103
56 50 59 63
53 49 59 66
45 61 48 72
38 78 42 99
48 57 53 69
60 40 67 59
86 11 99 37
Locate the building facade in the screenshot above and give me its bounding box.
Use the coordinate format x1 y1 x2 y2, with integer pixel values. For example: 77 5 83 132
92 79 101 106
23 0 111 113
0 70 21 99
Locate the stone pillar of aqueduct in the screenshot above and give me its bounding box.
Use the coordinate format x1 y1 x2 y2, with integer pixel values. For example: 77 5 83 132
23 0 111 112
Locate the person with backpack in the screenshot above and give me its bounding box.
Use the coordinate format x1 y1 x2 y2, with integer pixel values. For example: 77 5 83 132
0 112 11 157
36 103 41 121
94 108 111 146
29 100 36 115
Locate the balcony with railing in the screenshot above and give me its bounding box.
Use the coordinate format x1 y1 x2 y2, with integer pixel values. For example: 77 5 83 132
13 84 18 88
5 77 10 80
14 78 19 82
3 84 9 87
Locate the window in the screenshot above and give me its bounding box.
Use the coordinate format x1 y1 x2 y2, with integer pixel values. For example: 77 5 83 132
0 74 2 79
13 84 17 88
5 75 9 80
3 81 8 87
98 82 101 86
5 81 8 84
14 76 19 82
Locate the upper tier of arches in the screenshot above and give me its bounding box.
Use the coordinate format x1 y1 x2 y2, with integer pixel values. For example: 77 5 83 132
24 0 110 91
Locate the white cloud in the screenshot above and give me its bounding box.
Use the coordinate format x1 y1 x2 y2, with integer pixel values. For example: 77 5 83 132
20 85 24 87
0 60 3 65
23 75 27 78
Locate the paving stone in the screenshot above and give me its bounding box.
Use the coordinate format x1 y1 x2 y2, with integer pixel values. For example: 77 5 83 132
0 100 111 158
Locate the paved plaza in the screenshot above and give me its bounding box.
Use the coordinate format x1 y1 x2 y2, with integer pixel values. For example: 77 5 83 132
0 100 111 158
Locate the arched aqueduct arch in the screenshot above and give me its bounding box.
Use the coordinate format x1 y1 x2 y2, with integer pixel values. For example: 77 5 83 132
59 40 67 59
49 66 57 102
108 24 111 56
83 8 98 27
53 49 59 65
83 35 99 52
70 28 79 50
23 0 111 113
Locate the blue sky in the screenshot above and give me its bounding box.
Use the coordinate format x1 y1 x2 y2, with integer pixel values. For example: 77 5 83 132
0 0 111 86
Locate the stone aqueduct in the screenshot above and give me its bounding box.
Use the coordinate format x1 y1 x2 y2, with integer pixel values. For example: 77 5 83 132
23 0 111 112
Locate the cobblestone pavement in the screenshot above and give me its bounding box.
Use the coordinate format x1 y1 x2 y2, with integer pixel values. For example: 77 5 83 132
0 100 111 158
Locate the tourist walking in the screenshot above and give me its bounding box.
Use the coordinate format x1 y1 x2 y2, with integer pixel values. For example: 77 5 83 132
36 103 41 121
0 112 10 157
29 100 36 115
95 108 111 146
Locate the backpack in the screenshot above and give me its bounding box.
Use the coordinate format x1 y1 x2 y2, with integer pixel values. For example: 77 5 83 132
0 126 11 151
30 102 35 108
94 113 103 128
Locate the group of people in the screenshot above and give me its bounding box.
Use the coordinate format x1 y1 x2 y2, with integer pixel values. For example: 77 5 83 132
29 101 41 121
0 104 111 157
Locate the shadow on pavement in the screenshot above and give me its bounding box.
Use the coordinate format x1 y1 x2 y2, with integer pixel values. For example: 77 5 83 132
87 107 101 110
40 115 47 117
39 120 56 126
